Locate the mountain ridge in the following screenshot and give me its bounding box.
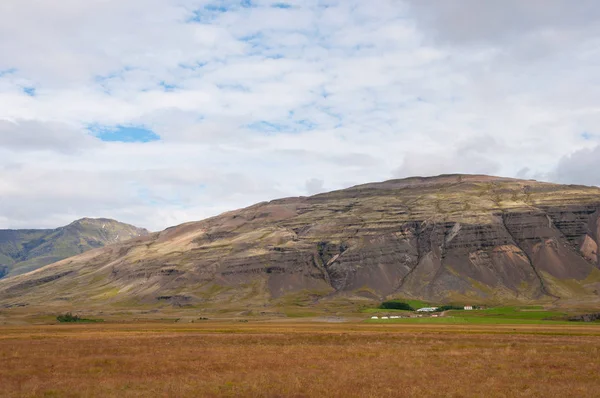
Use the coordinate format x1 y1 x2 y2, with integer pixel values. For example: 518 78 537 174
1 174 600 310
0 218 149 279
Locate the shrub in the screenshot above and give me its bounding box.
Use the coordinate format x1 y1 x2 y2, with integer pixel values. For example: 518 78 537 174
380 301 414 311
56 313 101 323
56 312 81 322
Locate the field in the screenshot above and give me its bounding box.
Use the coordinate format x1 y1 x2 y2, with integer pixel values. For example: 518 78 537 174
365 306 578 324
2 321 600 397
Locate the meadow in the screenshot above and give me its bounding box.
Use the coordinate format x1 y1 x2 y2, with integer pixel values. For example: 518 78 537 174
1 321 600 397
365 306 579 325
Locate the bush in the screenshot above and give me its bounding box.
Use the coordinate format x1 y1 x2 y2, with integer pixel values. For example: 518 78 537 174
56 312 81 322
380 301 414 311
56 313 101 323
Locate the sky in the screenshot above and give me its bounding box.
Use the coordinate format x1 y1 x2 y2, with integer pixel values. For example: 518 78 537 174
1 0 600 231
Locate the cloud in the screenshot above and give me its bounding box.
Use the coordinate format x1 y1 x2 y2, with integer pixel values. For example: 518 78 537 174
393 135 502 178
0 0 599 230
406 0 600 48
305 178 324 195
0 119 98 152
552 145 600 186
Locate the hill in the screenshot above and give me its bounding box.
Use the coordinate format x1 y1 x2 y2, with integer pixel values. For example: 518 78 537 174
1 174 600 311
0 218 149 279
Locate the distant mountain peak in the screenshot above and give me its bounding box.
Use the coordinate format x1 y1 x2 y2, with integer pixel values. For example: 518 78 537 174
69 217 140 226
0 218 149 279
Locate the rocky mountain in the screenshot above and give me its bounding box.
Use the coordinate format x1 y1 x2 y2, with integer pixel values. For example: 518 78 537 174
1 175 600 310
0 218 149 279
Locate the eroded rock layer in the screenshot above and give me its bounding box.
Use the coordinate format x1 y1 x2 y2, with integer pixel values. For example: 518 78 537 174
1 174 600 307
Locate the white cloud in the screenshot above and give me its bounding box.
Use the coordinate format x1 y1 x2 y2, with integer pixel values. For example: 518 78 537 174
305 178 325 195
552 145 600 187
394 135 502 178
0 0 599 230
0 120 98 152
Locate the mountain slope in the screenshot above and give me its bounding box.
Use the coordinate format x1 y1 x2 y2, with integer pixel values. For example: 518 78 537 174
1 174 600 309
0 218 149 278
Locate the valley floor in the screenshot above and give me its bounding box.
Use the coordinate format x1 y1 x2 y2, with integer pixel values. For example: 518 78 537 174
1 322 600 397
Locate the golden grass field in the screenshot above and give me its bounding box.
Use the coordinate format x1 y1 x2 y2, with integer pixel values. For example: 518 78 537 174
1 321 600 397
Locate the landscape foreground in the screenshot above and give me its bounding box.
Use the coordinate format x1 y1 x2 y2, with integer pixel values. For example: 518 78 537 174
2 321 600 397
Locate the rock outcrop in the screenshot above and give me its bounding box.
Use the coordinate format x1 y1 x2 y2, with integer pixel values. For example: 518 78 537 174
1 174 600 308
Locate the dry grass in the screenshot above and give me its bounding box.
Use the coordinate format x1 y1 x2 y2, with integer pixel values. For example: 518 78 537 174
1 322 600 397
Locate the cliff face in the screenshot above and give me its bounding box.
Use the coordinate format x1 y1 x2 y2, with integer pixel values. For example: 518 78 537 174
1 175 600 308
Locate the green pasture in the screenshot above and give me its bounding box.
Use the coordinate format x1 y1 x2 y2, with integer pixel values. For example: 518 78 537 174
365 306 573 325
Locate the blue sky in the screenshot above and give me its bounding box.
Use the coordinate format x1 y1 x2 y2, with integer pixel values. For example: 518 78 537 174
0 0 600 230
88 125 160 143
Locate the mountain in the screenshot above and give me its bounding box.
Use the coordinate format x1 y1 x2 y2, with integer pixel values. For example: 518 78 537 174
1 174 600 311
0 218 149 279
